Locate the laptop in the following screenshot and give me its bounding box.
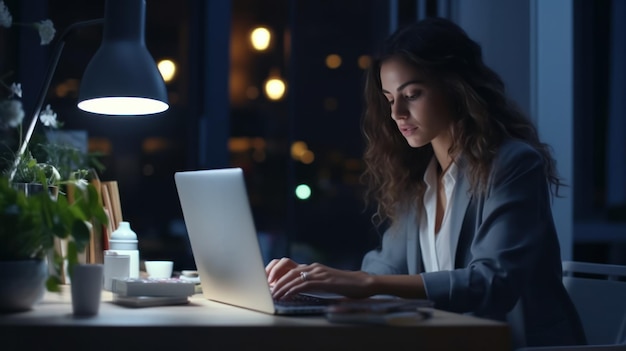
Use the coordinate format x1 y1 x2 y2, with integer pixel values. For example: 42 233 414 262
174 167 340 315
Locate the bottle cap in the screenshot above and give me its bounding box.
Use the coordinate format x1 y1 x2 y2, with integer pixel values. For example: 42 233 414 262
109 221 138 250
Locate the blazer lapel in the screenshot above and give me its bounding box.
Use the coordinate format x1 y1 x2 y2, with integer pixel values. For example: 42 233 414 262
405 205 421 275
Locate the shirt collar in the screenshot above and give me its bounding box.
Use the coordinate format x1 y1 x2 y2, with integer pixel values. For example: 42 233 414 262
423 156 459 189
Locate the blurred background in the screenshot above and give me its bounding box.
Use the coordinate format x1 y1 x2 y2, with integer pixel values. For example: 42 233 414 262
1 0 625 272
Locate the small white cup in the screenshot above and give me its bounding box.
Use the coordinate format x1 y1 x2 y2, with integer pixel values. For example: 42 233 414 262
145 261 174 279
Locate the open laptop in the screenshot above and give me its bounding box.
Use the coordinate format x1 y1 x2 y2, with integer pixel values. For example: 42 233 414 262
174 167 340 315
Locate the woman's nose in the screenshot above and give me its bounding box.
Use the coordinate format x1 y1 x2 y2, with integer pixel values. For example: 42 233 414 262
390 101 408 120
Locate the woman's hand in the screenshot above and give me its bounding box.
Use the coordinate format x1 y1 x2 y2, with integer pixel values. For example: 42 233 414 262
265 258 374 300
266 257 302 286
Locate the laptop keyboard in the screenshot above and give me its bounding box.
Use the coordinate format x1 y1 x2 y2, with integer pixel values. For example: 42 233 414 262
273 293 334 307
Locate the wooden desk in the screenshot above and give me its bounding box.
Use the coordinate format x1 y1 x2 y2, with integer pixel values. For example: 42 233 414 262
0 289 510 351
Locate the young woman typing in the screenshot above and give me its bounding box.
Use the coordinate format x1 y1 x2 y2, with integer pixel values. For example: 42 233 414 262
266 17 585 349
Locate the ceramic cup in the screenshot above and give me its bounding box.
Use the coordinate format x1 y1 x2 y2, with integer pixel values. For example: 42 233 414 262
71 264 104 316
144 261 174 279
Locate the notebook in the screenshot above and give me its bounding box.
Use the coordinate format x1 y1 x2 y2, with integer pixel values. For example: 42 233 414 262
174 167 340 315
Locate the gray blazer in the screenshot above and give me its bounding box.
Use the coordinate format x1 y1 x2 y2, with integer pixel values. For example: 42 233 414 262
361 139 586 349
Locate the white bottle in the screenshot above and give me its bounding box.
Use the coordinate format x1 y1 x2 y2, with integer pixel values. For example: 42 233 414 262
109 221 140 278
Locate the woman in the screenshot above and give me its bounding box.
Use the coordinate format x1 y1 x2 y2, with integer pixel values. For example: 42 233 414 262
266 17 585 348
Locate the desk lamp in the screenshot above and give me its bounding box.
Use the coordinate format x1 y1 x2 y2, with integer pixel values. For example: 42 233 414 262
9 0 168 181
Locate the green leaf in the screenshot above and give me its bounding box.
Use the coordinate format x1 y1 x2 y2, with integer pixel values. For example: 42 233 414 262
46 276 62 292
71 220 90 252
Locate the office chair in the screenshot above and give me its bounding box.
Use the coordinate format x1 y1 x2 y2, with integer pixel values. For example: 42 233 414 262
517 261 626 351
561 261 626 346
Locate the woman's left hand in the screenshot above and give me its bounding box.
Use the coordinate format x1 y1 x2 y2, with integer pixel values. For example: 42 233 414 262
269 262 374 300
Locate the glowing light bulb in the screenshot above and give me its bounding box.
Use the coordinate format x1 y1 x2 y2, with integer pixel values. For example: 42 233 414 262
251 27 271 51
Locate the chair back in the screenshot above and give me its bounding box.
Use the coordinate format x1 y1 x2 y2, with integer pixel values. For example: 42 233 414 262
562 261 626 345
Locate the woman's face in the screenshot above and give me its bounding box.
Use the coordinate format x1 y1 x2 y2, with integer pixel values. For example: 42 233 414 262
380 56 455 149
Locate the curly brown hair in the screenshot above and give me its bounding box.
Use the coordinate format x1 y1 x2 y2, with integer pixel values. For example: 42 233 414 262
361 17 562 228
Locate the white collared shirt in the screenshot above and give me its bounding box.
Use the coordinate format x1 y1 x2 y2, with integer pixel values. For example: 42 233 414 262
419 157 458 272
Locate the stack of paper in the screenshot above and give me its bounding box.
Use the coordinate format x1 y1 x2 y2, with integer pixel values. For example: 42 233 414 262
111 278 197 308
112 278 196 297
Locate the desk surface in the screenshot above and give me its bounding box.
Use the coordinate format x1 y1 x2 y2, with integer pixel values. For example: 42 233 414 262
1 289 510 351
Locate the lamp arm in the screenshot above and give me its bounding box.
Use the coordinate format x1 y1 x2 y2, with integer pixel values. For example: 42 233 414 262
9 18 104 182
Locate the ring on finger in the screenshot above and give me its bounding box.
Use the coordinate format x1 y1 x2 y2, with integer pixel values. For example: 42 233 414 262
300 271 308 282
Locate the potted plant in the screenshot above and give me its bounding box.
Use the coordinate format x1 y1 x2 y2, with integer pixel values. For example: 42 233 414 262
0 117 108 312
0 1 108 312
0 171 108 311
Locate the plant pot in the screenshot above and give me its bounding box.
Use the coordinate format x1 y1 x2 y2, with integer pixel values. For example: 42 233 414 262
12 182 59 199
0 259 47 313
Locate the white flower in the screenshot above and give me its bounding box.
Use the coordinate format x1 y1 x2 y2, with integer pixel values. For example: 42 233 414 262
39 104 59 128
9 82 22 98
37 163 61 184
74 178 89 191
0 99 24 129
0 1 12 28
34 19 55 45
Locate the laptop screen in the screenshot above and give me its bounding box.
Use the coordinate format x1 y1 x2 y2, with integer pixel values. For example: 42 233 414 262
175 168 277 314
